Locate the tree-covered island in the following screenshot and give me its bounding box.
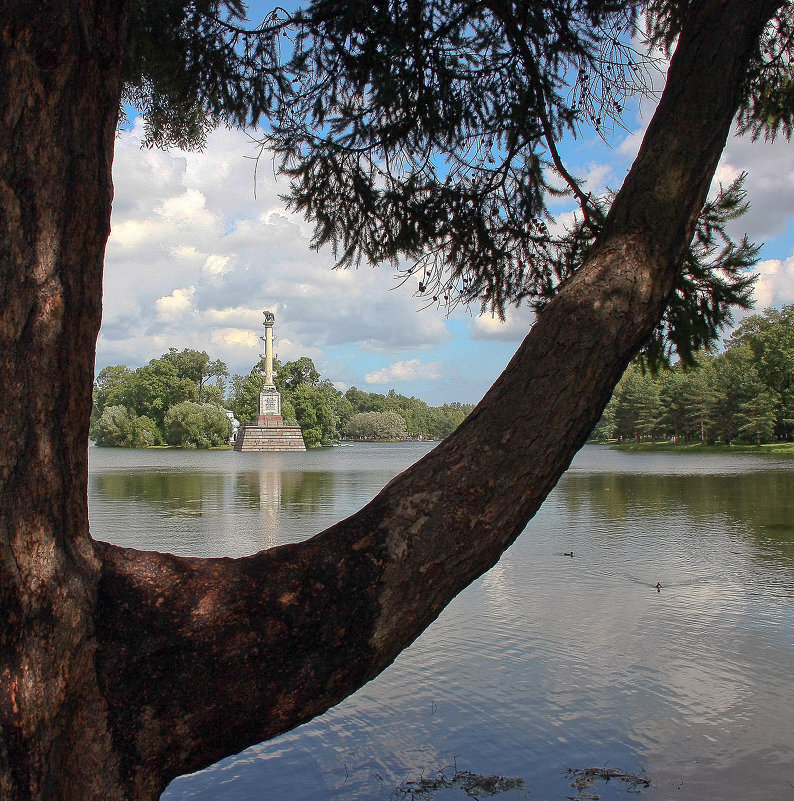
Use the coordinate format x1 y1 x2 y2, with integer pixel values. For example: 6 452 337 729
94 303 794 450
91 349 474 447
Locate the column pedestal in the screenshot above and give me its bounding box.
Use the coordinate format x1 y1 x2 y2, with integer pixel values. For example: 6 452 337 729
233 423 306 452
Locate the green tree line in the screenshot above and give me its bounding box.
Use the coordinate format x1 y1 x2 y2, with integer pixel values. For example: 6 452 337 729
593 306 794 445
91 349 473 448
226 354 474 446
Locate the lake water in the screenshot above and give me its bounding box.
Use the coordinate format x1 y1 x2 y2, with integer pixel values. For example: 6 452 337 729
87 443 794 801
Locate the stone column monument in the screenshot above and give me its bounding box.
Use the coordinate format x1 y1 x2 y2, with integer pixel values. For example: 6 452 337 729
257 311 282 424
234 309 306 452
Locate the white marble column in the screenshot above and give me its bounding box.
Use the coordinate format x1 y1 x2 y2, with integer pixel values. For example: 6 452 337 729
262 311 275 386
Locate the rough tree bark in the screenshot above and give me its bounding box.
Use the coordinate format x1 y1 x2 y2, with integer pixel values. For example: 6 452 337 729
0 1 783 799
1 2 131 799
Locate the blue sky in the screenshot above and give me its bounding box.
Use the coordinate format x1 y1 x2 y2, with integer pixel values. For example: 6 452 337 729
99 10 794 406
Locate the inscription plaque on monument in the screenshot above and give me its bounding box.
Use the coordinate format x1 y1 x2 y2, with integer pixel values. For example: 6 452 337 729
259 385 281 416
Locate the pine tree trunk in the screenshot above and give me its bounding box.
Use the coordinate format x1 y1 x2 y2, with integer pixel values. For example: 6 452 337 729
0 1 782 799
0 1 131 798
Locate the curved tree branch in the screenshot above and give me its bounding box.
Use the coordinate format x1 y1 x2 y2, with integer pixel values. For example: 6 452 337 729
208 8 293 37
91 2 782 797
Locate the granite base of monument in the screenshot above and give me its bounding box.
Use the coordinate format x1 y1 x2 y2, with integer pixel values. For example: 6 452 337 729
233 416 306 452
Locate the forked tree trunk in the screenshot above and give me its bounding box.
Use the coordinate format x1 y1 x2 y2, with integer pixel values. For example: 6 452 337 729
0 1 782 799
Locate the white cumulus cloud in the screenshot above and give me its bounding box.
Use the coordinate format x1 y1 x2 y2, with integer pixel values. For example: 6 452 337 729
365 359 442 384
100 120 451 382
203 253 235 277
753 255 794 310
155 286 196 321
157 188 214 227
470 306 535 341
210 327 259 349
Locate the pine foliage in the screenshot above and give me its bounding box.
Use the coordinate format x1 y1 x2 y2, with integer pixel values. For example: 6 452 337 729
120 0 791 363
122 0 291 148
269 0 654 315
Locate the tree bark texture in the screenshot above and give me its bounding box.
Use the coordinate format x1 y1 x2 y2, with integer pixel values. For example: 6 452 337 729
0 1 783 799
1 1 131 798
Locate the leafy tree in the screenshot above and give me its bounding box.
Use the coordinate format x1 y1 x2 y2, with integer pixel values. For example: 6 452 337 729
275 356 321 393
427 404 468 438
593 312 794 446
92 352 229 443
160 348 229 402
635 379 665 440
658 368 690 442
93 364 135 415
290 383 335 446
345 411 376 439
346 410 408 439
710 345 764 444
736 391 778 444
377 411 407 439
728 305 794 440
163 402 231 448
316 379 354 440
201 381 227 407
344 388 472 438
123 359 197 432
2 2 790 799
280 397 298 425
276 358 342 444
595 327 793 446
345 386 385 413
611 366 655 441
228 369 267 421
92 406 160 448
590 397 617 442
677 361 718 443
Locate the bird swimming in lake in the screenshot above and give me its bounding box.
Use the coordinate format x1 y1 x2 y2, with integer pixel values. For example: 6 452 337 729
564 551 574 557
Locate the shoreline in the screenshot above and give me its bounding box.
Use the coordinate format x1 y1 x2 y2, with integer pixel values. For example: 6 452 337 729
604 440 794 456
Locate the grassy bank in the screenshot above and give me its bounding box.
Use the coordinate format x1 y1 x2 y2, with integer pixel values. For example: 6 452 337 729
605 440 794 456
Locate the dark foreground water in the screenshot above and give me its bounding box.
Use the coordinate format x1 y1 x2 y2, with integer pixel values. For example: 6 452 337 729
87 443 794 801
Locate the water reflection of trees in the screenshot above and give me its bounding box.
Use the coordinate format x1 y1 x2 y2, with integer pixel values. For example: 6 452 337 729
559 470 794 558
92 472 225 517
92 469 337 518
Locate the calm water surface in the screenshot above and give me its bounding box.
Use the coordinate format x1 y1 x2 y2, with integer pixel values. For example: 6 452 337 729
87 444 794 800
